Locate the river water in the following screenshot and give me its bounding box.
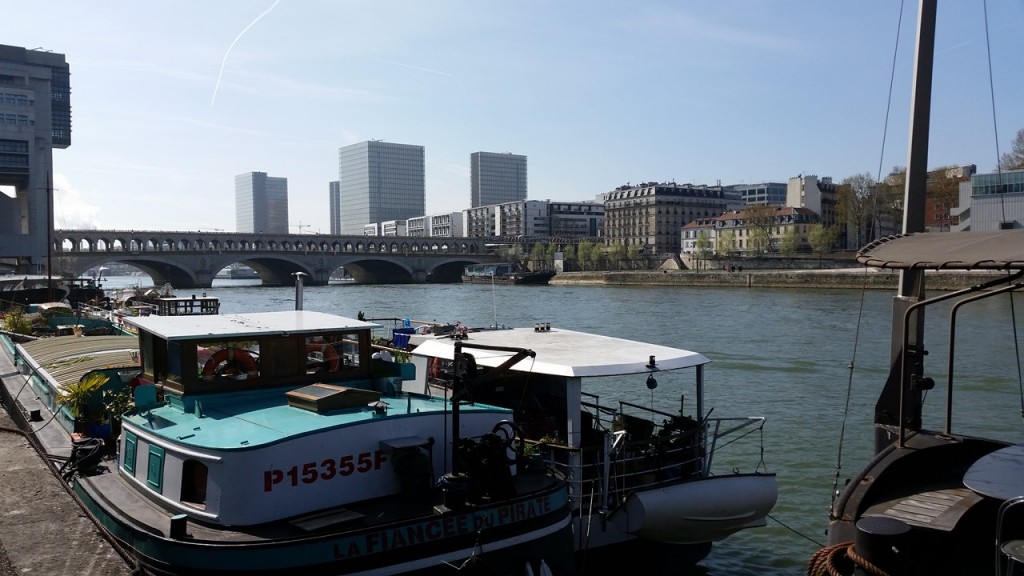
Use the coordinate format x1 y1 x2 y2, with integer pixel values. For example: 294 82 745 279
104 275 1024 575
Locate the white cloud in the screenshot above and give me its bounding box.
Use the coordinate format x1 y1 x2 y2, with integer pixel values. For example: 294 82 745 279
52 173 101 229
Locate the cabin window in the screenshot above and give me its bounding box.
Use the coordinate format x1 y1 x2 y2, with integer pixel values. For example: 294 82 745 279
123 431 137 474
197 341 259 382
166 341 183 383
305 334 362 375
181 459 208 509
147 445 165 492
140 334 155 378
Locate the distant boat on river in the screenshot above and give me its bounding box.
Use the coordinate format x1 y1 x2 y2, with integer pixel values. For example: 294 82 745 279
462 263 556 285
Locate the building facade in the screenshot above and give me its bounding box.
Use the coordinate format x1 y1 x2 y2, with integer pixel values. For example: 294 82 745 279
710 206 819 255
0 44 71 274
728 182 788 206
787 175 836 228
471 152 527 208
338 141 425 235
235 172 288 234
951 168 1024 231
328 180 341 235
603 182 729 256
463 200 550 238
548 201 604 238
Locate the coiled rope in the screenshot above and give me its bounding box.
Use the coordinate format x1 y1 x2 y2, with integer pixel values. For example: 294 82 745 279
807 541 889 576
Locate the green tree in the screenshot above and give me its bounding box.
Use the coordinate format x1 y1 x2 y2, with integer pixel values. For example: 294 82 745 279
577 239 594 271
749 228 770 257
562 244 578 271
742 205 777 255
874 167 907 235
716 230 736 257
588 243 606 270
530 242 547 270
626 244 640 270
695 232 713 269
836 173 877 249
1 307 32 335
608 244 627 270
778 227 801 257
999 128 1024 170
808 225 839 266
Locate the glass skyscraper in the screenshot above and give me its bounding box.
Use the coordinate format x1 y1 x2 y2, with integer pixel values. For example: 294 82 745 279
338 141 425 235
471 152 527 208
235 172 289 233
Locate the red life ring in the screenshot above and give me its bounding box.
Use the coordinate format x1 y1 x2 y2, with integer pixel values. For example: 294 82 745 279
307 343 341 371
428 357 442 380
202 348 258 379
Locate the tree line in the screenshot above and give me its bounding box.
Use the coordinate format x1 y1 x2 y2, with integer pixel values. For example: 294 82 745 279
500 128 1024 272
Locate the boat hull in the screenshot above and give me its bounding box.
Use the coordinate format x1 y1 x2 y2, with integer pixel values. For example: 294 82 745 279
608 474 778 544
460 271 556 285
74 468 575 575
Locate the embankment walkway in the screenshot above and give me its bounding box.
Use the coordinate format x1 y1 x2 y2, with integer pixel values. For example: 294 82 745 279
551 268 1009 291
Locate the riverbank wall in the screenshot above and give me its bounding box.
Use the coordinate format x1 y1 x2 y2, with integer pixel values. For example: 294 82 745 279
550 268 1009 291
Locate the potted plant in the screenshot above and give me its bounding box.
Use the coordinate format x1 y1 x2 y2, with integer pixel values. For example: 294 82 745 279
56 372 109 434
102 387 135 443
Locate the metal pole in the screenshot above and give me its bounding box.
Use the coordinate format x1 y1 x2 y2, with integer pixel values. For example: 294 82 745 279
292 272 307 310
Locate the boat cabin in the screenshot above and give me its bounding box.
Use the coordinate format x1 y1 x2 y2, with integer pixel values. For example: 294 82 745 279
130 310 375 396
156 295 220 316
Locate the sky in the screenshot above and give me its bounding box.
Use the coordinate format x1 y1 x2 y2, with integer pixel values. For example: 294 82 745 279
5 1 1023 233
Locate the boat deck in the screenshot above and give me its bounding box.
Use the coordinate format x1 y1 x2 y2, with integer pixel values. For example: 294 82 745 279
127 389 510 450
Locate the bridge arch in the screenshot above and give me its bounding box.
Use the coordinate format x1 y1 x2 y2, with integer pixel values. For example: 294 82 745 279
52 230 533 287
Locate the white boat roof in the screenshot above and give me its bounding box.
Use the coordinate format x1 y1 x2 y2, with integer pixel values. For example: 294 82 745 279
125 310 380 341
411 327 710 378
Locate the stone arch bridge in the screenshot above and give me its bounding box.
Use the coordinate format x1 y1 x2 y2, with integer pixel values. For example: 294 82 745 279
51 230 543 288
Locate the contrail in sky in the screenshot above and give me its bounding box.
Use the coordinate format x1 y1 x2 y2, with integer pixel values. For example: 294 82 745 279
211 0 281 107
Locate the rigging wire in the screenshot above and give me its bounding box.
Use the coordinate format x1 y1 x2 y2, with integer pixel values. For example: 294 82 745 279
866 0 907 244
829 0 907 510
981 0 1009 224
981 0 1022 422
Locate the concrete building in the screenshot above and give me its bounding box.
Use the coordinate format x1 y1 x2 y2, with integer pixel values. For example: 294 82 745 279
235 172 289 234
338 141 425 235
729 182 788 206
603 181 729 257
463 200 549 237
951 168 1024 231
471 152 527 208
0 44 71 274
787 175 836 227
328 181 341 235
548 200 604 238
406 212 464 237
380 220 407 236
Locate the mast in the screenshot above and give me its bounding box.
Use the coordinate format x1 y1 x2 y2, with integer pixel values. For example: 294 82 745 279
46 172 54 301
874 0 937 453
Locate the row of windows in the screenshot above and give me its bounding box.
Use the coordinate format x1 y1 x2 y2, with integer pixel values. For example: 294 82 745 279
0 139 28 153
1 93 31 106
0 154 29 168
2 114 31 126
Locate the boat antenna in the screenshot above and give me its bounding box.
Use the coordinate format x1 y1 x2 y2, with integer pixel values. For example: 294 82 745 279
491 271 498 328
292 272 307 310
